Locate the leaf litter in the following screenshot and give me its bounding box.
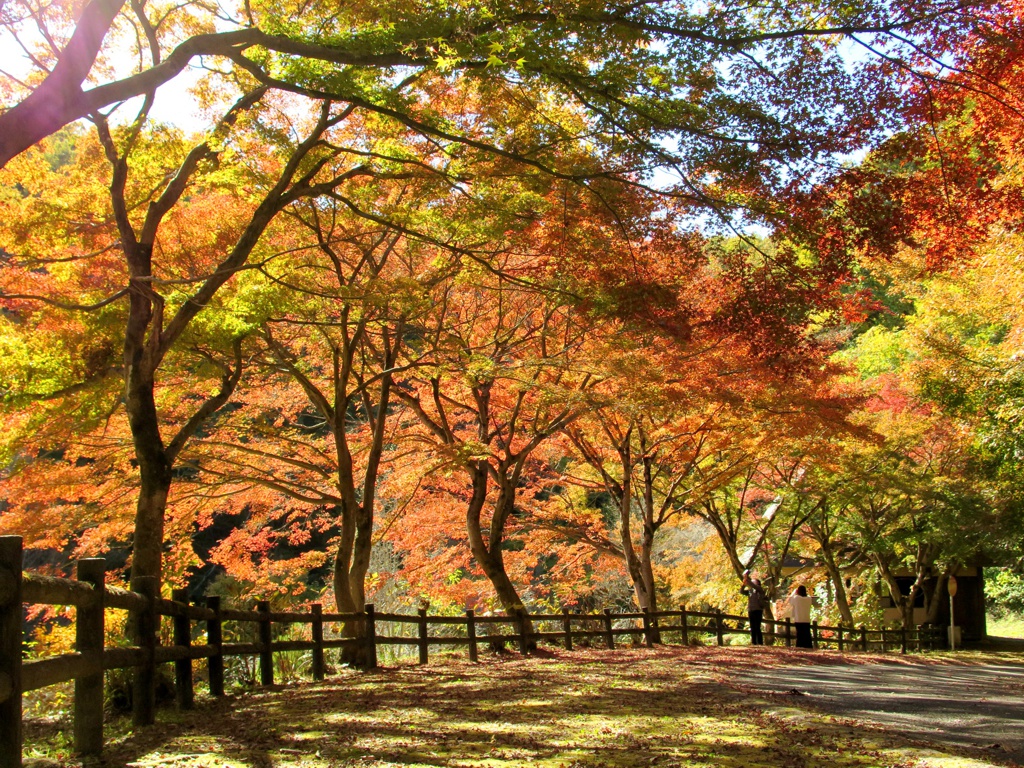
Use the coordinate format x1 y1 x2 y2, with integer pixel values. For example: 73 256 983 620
23 646 1019 768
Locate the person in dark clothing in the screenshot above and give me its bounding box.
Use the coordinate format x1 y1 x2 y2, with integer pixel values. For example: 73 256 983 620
741 572 767 645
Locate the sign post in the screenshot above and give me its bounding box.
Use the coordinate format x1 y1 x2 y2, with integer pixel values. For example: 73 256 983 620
947 575 958 651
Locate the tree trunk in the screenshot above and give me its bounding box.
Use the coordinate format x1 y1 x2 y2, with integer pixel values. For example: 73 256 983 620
619 485 651 611
124 271 171 587
332 501 358 613
348 373 393 611
806 515 855 626
638 453 659 617
464 461 534 648
616 432 655 614
0 0 125 168
876 558 916 629
923 567 952 626
330 474 364 665
128 465 172 588
820 548 855 626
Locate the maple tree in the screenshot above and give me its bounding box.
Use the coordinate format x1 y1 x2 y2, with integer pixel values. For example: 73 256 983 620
723 0 1024 630
182 141 504 613
1 0 998 233
0 89 442 593
391 264 595 621
531 202 866 615
4 0 1024 648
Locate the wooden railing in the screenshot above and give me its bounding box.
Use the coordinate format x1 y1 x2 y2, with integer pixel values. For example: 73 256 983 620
0 536 945 768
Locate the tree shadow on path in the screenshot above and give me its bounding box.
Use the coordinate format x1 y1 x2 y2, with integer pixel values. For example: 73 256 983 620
731 656 1024 765
66 647 1021 768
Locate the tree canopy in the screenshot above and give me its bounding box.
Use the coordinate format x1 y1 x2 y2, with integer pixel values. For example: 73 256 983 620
2 0 1023 636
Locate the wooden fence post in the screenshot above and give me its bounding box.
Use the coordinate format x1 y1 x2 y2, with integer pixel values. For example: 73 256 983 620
715 610 724 646
0 536 23 768
75 558 106 755
860 625 868 652
311 604 325 681
900 626 908 655
364 604 378 669
132 575 158 727
812 620 819 650
206 596 224 696
258 601 273 686
171 589 193 711
561 608 573 651
881 627 888 653
679 605 689 646
784 618 792 648
418 608 429 665
837 626 844 652
642 608 654 648
915 624 924 654
603 609 615 650
466 609 478 662
517 609 530 655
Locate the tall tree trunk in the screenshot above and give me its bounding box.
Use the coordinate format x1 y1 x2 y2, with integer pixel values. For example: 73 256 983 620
332 506 358 614
317 340 365 665
615 429 656 614
125 256 171 588
639 452 659 617
638 535 657 612
348 373 393 610
333 512 367 665
464 461 535 649
619 465 651 611
128 462 172 588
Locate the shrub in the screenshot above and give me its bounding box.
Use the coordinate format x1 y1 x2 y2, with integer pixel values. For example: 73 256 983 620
986 569 1024 618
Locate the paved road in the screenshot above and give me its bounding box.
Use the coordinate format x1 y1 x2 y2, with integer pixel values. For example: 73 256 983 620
738 662 1024 764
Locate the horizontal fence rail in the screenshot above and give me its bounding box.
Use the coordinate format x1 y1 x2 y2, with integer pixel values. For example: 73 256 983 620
0 536 947 768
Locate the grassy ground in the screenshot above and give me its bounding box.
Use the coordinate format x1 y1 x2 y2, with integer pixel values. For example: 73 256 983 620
987 614 1024 640
22 646 1021 768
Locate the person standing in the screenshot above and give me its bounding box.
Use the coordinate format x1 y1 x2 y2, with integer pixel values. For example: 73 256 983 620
741 572 767 646
788 585 813 649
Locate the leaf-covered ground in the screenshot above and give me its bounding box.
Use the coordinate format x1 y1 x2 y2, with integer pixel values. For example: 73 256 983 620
23 646 1024 768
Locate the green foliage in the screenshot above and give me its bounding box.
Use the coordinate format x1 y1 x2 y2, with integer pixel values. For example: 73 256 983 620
985 568 1024 619
835 324 908 379
3 0 1022 683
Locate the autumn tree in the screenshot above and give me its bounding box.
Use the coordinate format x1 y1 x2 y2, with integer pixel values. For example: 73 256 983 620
791 2 1024 626
1 0 998 238
0 83 455 594
185 172 480 615
392 264 595 621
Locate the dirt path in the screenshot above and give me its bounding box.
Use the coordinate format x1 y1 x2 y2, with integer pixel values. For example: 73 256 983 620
731 659 1024 764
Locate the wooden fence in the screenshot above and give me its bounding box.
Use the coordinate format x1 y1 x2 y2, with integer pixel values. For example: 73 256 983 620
0 536 945 767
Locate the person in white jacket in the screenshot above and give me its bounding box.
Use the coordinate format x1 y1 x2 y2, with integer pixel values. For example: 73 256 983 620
788 585 813 649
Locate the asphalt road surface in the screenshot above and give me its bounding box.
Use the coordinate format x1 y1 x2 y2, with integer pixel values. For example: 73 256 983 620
738 661 1024 764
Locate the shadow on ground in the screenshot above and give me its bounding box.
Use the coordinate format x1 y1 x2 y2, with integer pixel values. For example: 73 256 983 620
730 656 1024 764
27 646 1024 768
